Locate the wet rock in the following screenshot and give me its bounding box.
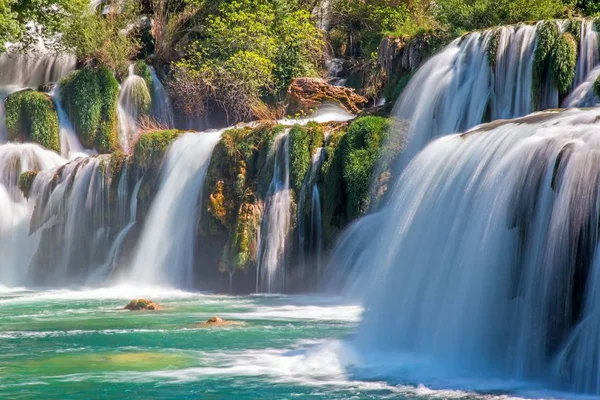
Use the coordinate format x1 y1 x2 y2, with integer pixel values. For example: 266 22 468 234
124 299 161 311
287 77 367 115
38 83 55 93
194 316 246 327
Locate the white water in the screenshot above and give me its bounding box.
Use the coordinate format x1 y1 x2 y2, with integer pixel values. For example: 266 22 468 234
150 67 174 127
128 130 223 288
324 108 600 395
0 143 66 285
395 21 599 170
117 65 150 152
257 132 292 293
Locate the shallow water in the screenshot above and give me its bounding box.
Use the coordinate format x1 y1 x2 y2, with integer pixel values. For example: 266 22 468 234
0 286 586 399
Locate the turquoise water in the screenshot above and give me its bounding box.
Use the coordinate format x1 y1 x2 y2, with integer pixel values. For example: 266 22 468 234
0 287 582 399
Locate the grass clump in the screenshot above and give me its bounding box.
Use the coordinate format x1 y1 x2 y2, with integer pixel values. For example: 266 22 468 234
134 60 153 92
5 90 60 152
132 130 182 171
288 123 325 194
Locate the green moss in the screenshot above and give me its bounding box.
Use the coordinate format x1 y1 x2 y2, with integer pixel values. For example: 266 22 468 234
96 67 120 153
551 32 577 95
19 170 40 198
134 60 153 92
130 78 152 116
60 67 121 153
319 128 346 246
289 125 311 194
532 21 560 109
220 201 262 272
60 69 102 148
132 130 182 171
5 90 60 152
342 116 393 220
565 19 582 44
487 28 501 68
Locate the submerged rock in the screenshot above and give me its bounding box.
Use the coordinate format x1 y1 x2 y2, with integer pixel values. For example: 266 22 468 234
124 299 161 311
195 316 246 327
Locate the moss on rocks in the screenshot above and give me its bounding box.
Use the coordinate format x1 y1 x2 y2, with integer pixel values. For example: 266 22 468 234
319 128 347 246
60 67 120 153
551 32 577 95
5 90 60 152
289 123 325 194
19 170 40 198
128 77 152 116
533 21 560 108
96 67 120 153
134 60 153 92
565 19 582 44
342 116 393 220
487 28 501 68
594 74 600 97
132 130 182 171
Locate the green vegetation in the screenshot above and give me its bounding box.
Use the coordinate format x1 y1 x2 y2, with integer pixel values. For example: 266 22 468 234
172 0 324 121
60 68 120 152
487 29 501 68
19 171 40 198
551 33 578 94
204 124 284 270
288 123 325 193
342 116 393 220
5 90 60 152
132 130 182 171
319 128 347 246
533 21 560 108
594 74 600 97
128 77 152 116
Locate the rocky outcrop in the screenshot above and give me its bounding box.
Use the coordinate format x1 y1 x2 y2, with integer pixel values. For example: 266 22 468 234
195 316 246 327
124 299 162 311
287 77 367 114
377 33 441 81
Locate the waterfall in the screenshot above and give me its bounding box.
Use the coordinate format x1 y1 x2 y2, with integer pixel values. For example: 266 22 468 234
150 67 174 127
395 20 599 171
256 132 292 293
128 130 223 288
330 108 600 395
310 184 323 280
28 156 114 285
0 143 66 285
118 65 147 152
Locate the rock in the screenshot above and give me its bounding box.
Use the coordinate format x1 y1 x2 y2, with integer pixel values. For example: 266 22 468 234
287 77 367 115
194 316 246 327
124 299 161 311
38 83 55 93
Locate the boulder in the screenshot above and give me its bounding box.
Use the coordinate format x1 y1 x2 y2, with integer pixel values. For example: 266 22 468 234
194 316 246 327
124 299 161 311
287 77 367 115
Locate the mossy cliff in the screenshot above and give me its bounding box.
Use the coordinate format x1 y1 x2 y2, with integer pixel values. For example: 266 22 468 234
5 90 60 152
60 67 120 153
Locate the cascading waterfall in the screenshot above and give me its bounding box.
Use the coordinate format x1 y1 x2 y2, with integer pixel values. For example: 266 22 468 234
0 143 66 285
257 132 292 293
395 20 599 170
117 65 147 152
333 108 600 395
28 156 115 285
149 67 174 127
128 130 223 288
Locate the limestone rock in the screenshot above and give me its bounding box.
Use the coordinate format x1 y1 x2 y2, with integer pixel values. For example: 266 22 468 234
287 77 367 115
124 299 161 311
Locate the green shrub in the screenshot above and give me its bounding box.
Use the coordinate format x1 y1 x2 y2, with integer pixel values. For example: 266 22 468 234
565 18 582 43
5 90 60 152
342 116 393 219
19 170 40 198
551 32 577 94
289 125 311 193
134 60 153 91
